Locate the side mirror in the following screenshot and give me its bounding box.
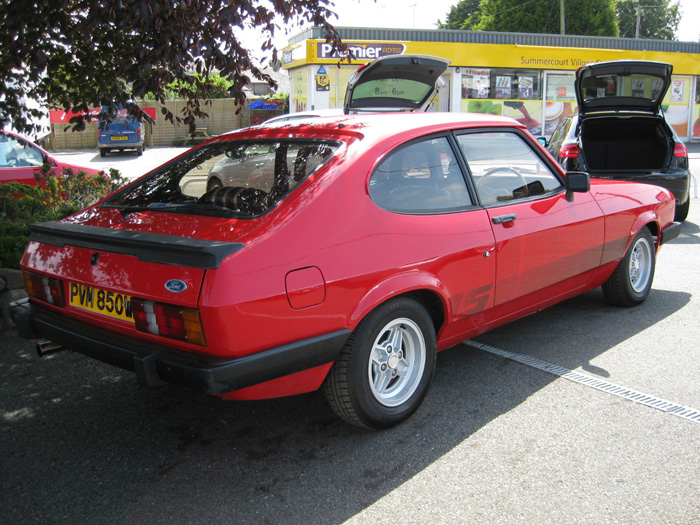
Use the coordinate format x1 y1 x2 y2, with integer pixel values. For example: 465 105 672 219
565 171 590 202
536 136 548 147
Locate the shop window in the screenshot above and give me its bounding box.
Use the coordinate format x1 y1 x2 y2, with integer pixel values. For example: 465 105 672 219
461 69 541 101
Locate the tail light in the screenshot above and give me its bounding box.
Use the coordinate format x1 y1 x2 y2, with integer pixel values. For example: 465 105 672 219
23 272 66 308
137 126 141 136
674 143 687 158
559 144 579 159
131 299 206 346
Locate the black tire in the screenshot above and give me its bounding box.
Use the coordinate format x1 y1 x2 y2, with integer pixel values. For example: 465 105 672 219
602 227 655 306
323 297 437 429
136 145 143 156
100 149 107 158
674 198 689 222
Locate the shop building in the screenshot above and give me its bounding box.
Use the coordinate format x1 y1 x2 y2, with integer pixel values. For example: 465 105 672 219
282 28 700 141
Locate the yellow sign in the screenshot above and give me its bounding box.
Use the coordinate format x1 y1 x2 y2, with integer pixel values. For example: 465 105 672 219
316 74 330 91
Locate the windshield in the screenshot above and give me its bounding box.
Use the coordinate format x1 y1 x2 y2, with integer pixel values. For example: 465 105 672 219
105 139 340 217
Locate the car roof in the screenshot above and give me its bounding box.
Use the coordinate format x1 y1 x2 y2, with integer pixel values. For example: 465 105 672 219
240 112 524 144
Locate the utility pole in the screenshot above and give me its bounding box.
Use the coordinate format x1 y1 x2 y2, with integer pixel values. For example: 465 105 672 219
635 0 642 38
560 0 565 35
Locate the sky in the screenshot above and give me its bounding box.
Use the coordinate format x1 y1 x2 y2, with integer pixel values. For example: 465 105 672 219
263 0 700 48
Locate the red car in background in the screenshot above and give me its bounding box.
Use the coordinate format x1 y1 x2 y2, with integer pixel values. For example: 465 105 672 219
10 56 680 429
0 129 100 185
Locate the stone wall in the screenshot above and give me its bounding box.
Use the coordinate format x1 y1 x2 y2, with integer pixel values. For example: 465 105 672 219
0 269 26 331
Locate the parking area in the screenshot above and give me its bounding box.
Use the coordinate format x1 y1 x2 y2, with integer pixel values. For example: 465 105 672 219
1 146 699 523
54 146 188 180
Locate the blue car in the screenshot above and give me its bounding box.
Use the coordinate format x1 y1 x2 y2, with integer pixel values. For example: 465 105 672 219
97 106 145 157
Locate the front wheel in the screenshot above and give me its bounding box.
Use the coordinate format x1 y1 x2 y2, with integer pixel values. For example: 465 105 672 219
324 297 436 429
602 227 655 306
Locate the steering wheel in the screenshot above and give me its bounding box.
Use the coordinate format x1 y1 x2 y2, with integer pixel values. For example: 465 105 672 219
475 167 528 204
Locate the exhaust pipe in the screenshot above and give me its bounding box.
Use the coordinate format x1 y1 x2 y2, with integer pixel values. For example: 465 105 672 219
36 340 67 357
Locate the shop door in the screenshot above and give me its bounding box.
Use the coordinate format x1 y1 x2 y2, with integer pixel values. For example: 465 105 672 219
665 75 694 141
542 71 577 137
694 77 700 141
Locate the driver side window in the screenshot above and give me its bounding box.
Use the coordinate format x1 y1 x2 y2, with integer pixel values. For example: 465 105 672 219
456 132 563 206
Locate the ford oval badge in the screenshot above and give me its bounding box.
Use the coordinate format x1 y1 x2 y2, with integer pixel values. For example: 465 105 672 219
165 279 187 293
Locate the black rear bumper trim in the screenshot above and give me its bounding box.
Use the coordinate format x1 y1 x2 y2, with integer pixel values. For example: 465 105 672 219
10 298 349 395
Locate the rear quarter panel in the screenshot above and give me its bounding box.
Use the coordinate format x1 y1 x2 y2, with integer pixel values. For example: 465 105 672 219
589 179 675 265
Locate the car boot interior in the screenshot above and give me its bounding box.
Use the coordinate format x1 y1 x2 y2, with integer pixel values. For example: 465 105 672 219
580 116 671 171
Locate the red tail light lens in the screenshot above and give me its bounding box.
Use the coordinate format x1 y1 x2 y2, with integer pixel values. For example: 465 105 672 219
131 299 206 346
137 126 141 136
23 272 66 308
674 143 687 158
559 144 579 159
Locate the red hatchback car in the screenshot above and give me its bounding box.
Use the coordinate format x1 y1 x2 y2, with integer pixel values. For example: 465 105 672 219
11 57 679 429
1 129 100 185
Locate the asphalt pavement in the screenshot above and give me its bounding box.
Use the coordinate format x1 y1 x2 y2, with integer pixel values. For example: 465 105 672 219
1 147 699 524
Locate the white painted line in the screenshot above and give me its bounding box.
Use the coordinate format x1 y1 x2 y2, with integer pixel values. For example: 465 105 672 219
466 340 700 424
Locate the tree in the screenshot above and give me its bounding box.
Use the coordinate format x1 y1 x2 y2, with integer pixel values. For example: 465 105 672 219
438 0 482 30
616 0 681 40
438 0 618 37
0 0 347 136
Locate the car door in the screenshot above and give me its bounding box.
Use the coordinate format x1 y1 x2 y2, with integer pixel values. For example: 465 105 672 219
455 130 605 320
368 134 496 341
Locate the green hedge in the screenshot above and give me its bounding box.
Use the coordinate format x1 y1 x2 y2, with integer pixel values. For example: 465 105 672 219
0 167 127 269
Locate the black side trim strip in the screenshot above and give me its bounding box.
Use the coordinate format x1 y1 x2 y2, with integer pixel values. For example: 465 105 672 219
660 221 681 245
29 221 244 269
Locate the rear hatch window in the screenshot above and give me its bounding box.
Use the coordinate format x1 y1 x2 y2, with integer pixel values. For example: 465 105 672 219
104 139 340 218
575 60 672 115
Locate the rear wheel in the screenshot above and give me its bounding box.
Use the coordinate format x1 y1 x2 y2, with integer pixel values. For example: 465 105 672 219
136 145 143 156
674 198 689 222
100 149 107 158
323 297 436 429
602 227 655 306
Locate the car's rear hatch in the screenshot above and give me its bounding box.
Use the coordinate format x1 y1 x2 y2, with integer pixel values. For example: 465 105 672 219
343 54 450 113
574 60 676 175
575 60 672 116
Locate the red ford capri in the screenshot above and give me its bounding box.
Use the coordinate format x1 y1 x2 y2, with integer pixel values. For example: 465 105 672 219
11 56 679 429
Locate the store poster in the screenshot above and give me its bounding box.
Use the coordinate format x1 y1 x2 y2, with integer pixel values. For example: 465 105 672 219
518 76 533 99
671 79 685 103
496 76 511 99
462 68 491 99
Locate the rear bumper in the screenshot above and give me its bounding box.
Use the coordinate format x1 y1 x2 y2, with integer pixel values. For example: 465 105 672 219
99 140 142 148
10 298 349 395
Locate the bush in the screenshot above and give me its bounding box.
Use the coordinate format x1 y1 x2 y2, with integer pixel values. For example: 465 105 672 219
0 166 128 269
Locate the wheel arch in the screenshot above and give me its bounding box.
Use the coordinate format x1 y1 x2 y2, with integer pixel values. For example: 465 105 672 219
349 273 449 337
629 214 660 249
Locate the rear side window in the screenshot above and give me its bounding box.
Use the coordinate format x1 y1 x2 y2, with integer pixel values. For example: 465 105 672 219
106 140 340 217
369 136 472 213
457 132 563 206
